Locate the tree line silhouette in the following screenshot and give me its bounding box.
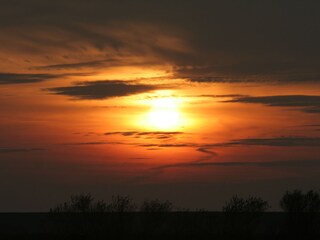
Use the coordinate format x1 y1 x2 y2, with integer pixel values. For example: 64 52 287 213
50 189 320 214
1 190 319 239
42 190 320 239
51 195 173 213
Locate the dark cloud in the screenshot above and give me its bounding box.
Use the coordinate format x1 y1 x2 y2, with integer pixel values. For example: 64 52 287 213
133 136 320 148
177 69 320 84
201 94 246 98
226 95 320 107
105 131 183 139
0 73 57 84
105 131 138 136
226 95 320 114
63 141 122 146
184 94 247 99
196 147 218 162
302 107 320 114
227 137 320 147
33 58 160 71
82 136 188 148
152 159 320 170
196 148 218 157
46 80 163 100
0 148 44 153
138 137 320 149
33 59 116 70
140 143 194 148
1 1 320 83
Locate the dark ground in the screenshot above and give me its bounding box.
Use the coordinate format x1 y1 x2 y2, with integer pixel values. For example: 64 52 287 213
0 212 319 239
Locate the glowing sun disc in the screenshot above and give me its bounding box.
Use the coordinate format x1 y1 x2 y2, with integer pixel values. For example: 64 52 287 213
148 98 181 130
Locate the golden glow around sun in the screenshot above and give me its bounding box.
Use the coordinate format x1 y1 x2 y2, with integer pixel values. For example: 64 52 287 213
133 90 193 131
148 98 181 130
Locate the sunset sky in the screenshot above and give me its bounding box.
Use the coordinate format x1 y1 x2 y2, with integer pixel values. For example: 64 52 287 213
1 0 320 211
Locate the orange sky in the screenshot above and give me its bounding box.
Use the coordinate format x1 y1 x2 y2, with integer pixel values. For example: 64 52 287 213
1 1 320 211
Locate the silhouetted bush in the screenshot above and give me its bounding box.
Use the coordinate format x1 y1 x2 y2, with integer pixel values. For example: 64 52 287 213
223 195 269 213
106 195 137 212
280 190 320 213
280 190 320 238
50 193 107 213
222 195 269 238
140 199 173 212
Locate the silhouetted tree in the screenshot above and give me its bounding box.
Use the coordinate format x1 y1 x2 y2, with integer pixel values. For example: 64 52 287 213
106 195 137 212
305 190 320 212
140 199 173 212
50 193 106 213
280 190 320 213
92 200 108 212
139 199 173 235
223 195 269 213
222 195 269 238
280 190 320 238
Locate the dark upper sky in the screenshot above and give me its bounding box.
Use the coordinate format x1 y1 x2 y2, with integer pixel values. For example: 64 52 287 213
1 0 320 82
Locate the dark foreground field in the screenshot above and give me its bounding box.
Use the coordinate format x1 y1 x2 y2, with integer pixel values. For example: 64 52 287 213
0 212 319 239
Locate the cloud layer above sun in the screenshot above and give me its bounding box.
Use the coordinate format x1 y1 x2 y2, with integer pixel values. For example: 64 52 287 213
1 0 320 83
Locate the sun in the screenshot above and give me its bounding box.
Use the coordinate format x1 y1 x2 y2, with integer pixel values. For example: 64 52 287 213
148 98 181 130
134 92 189 131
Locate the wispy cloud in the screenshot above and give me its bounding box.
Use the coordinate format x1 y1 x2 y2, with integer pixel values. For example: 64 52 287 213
33 59 117 70
226 95 320 107
0 147 44 153
223 137 320 147
0 73 57 84
105 131 183 139
64 136 320 151
226 95 320 114
138 137 320 149
196 147 218 156
152 159 320 170
63 141 123 146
